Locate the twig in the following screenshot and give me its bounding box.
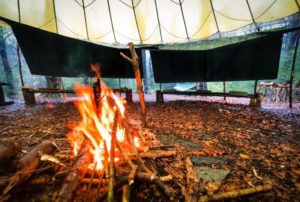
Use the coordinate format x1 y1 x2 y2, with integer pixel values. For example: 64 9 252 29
115 134 138 185
136 173 174 200
198 184 273 202
108 111 118 202
124 127 150 173
186 156 200 202
55 143 91 202
149 145 175 150
137 150 176 159
97 177 128 202
122 184 131 202
84 161 97 202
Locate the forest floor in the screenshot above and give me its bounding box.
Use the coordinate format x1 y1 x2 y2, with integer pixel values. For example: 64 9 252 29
0 94 299 201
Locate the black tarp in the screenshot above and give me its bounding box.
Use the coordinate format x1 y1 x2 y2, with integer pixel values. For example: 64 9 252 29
150 34 283 82
3 19 142 78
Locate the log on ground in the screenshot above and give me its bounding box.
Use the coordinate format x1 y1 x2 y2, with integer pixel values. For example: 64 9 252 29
0 141 22 163
3 141 57 195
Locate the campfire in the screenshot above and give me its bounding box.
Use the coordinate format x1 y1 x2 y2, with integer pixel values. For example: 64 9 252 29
55 68 177 202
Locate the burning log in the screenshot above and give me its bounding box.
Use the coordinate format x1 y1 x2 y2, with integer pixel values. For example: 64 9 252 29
0 141 22 163
198 184 273 202
55 145 92 202
2 141 57 195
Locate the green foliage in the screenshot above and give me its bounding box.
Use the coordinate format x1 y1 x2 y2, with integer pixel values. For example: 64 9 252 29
0 26 299 98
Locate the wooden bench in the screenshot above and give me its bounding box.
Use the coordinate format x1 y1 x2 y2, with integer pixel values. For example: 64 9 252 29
0 82 14 106
156 90 260 106
22 87 132 105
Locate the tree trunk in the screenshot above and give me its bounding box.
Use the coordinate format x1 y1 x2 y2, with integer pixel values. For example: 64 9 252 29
196 82 207 90
44 76 63 97
0 29 16 97
285 13 300 51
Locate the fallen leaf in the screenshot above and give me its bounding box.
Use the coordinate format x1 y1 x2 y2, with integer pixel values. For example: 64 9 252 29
204 181 219 193
41 154 65 167
247 181 255 188
253 168 263 180
295 183 300 191
239 153 250 159
292 169 300 175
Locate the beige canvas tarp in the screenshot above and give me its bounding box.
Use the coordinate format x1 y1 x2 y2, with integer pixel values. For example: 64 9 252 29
0 0 299 45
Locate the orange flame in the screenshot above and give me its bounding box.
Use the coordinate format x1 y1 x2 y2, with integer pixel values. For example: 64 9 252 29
67 80 140 170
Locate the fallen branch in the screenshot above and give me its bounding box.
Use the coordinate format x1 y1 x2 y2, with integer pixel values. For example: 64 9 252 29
55 145 92 202
199 184 273 202
136 172 175 200
186 156 200 202
136 172 173 182
3 141 57 195
149 145 175 150
81 172 172 186
138 150 176 159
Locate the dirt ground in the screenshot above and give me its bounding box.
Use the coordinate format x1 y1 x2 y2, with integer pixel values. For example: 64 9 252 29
0 94 299 201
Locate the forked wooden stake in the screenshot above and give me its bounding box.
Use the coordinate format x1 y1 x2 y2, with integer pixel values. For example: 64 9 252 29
120 43 146 126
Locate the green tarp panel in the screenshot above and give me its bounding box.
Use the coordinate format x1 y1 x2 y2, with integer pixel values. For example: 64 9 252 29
150 34 283 83
2 18 142 78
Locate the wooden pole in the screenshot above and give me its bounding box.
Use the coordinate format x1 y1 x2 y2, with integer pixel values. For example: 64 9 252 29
254 80 258 94
223 81 226 101
17 0 24 86
289 33 299 108
120 43 146 126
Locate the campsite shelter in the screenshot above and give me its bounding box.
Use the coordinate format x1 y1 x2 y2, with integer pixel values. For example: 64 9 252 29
1 1 300 201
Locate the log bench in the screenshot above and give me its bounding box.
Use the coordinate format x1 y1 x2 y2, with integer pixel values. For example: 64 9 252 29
156 90 260 106
22 87 132 105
